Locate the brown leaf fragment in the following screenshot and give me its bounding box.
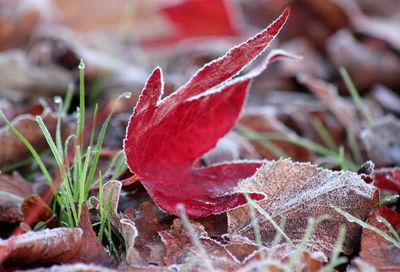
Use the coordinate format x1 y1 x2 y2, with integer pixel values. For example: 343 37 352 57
158 219 240 271
361 115 400 165
21 195 53 225
297 73 356 127
0 227 83 267
22 263 118 272
242 244 326 272
228 159 376 256
0 173 34 223
75 203 114 266
359 207 400 271
100 181 143 266
0 99 58 168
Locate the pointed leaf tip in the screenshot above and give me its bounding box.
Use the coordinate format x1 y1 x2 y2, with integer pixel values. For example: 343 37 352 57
135 67 164 111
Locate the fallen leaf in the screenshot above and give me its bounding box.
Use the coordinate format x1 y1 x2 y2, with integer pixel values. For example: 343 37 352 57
76 203 114 266
228 159 376 256
21 194 54 227
98 181 143 266
359 207 400 271
373 167 400 192
361 115 400 166
0 173 34 223
0 99 58 168
158 218 240 271
0 227 83 267
124 8 292 217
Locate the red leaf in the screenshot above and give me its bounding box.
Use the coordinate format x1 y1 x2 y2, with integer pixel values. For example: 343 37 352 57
124 8 291 217
374 167 400 192
144 0 242 46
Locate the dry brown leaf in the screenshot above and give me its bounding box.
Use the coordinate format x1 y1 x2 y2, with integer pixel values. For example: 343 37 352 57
21 195 53 225
359 207 400 271
0 173 34 223
76 203 114 266
297 73 356 128
0 227 83 266
361 115 400 166
228 159 376 256
158 218 240 271
0 99 58 168
98 181 143 266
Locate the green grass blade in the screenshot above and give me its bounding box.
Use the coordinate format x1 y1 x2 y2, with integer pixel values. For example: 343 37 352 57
372 194 399 208
331 205 400 248
310 117 337 150
0 112 54 189
36 116 64 168
77 59 86 146
245 195 294 247
339 67 374 125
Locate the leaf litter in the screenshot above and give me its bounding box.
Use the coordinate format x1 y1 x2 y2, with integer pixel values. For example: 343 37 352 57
0 0 400 271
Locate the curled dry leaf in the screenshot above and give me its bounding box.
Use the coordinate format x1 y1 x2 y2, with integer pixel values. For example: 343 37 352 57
228 159 376 256
0 173 34 223
0 227 83 266
124 8 294 217
359 207 400 271
0 205 114 268
361 115 400 165
98 180 143 266
97 181 170 267
0 99 58 168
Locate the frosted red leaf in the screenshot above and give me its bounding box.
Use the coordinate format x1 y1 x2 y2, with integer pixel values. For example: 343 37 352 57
228 159 376 256
124 8 293 217
374 167 400 192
